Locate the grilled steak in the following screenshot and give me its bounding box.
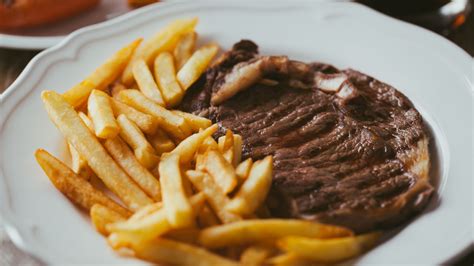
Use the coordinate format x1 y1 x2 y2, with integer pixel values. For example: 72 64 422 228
180 40 434 233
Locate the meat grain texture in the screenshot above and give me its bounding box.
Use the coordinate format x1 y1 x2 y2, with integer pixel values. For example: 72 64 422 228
180 40 434 233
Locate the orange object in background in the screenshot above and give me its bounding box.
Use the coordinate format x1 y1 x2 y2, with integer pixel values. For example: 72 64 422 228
128 0 159 8
0 0 100 31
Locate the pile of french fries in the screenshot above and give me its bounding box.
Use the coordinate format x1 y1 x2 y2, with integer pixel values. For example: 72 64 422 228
35 18 380 265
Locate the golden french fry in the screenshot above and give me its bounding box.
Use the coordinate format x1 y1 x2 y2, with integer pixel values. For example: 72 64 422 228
154 52 184 108
198 219 353 248
35 149 131 217
91 204 127 236
116 114 159 169
277 233 381 263
159 153 194 228
266 253 314 266
171 124 218 164
133 59 165 106
104 136 161 201
197 205 220 228
218 130 234 164
195 153 206 171
172 110 212 132
78 112 94 132
240 245 273 266
174 31 197 69
198 136 218 154
110 83 127 99
133 238 238 266
118 89 192 140
107 193 205 246
226 156 273 215
177 44 219 90
68 142 93 180
88 90 120 139
164 228 200 244
232 134 242 166
186 170 241 224
122 18 198 86
110 97 158 135
147 129 176 155
204 149 238 194
235 158 252 180
41 91 153 210
64 38 141 107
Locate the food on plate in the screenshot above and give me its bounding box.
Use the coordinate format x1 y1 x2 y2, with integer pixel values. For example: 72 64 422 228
0 0 99 31
177 43 219 90
90 204 127 236
133 59 166 106
35 149 131 218
116 114 159 169
41 91 153 210
63 39 141 108
34 17 435 265
174 31 198 69
88 90 120 139
121 18 198 86
180 40 433 233
103 136 161 201
277 232 381 263
154 52 185 108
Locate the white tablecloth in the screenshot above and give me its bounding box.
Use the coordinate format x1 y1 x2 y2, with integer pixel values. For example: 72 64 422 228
0 224 42 266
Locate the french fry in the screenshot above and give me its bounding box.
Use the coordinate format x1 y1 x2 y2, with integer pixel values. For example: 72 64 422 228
171 124 218 164
133 238 238 266
110 97 158 135
78 112 94 132
186 170 241 224
104 136 161 201
154 52 184 108
88 90 120 139
240 245 273 266
198 219 353 248
174 31 197 69
277 233 381 263
107 193 205 245
159 153 194 228
197 205 220 228
116 114 159 169
91 204 127 236
198 136 219 154
35 149 131 217
177 44 219 90
226 156 273 215
110 83 127 100
147 129 176 155
164 228 201 244
122 18 198 86
266 253 314 266
172 110 212 132
235 158 252 180
218 130 235 164
41 91 153 210
64 38 141 108
68 142 93 180
204 149 238 194
118 89 192 140
133 59 165 106
232 134 242 166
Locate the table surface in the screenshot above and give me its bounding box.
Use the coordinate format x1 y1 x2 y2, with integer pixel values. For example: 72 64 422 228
0 4 472 266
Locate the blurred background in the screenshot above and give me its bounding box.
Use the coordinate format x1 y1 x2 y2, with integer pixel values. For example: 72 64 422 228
0 0 472 265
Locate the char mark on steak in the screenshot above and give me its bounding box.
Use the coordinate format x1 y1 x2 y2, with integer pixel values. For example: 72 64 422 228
179 40 434 233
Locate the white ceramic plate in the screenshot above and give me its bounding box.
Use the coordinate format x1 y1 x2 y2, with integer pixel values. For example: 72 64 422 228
0 0 133 49
1 1 472 264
